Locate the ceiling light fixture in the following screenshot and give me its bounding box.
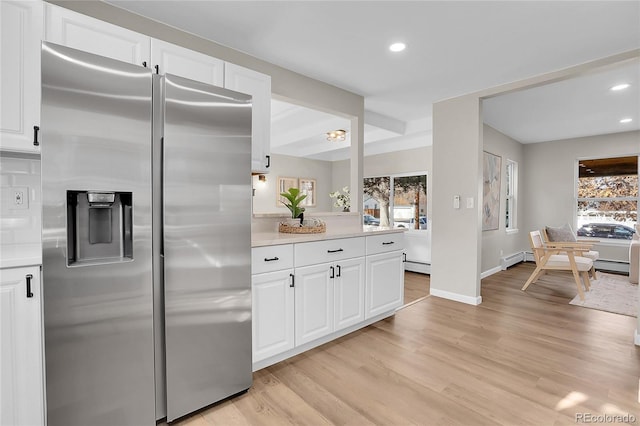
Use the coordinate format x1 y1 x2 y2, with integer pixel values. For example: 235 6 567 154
389 42 406 52
619 118 633 124
610 83 630 91
326 129 347 142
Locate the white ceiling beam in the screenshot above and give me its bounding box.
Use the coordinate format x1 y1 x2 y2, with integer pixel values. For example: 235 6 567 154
364 110 406 135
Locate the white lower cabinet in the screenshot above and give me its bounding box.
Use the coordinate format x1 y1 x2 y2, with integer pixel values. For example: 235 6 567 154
252 233 401 370
333 257 365 331
294 263 334 345
0 266 45 426
365 251 404 319
252 269 295 363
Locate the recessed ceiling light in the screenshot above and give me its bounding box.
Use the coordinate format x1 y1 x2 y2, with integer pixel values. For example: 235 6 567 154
610 83 630 91
619 118 633 123
389 42 406 52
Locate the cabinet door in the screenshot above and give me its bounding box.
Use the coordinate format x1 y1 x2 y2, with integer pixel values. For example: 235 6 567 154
0 1 42 153
294 263 333 346
334 257 365 331
151 39 224 86
224 63 271 173
44 3 150 66
0 267 44 426
365 251 404 319
252 270 295 363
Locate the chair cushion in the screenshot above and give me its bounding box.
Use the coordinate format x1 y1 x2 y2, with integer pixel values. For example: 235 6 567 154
581 250 599 261
546 224 577 242
545 254 593 271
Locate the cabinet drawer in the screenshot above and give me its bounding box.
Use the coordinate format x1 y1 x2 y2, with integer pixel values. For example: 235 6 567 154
252 244 294 274
366 233 405 255
295 237 365 267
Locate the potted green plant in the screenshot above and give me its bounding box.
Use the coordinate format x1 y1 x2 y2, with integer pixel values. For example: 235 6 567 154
280 187 306 222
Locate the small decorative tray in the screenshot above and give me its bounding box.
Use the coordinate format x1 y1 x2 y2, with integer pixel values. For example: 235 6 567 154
278 218 326 234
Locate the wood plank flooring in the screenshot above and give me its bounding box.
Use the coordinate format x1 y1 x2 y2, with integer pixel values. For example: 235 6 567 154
404 271 430 305
166 262 639 425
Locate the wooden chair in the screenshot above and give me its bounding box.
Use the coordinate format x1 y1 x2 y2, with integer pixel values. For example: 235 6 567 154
541 227 599 280
522 230 593 301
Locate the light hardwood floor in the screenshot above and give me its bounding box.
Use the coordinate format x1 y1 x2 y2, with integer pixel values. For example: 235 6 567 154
167 263 639 425
403 271 430 305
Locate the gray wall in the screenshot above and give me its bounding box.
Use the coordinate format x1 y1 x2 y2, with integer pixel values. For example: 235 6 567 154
431 95 483 304
481 125 527 272
252 154 333 213
523 130 640 262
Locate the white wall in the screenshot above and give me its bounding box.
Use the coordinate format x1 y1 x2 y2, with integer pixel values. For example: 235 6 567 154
481 125 527 272
523 130 639 263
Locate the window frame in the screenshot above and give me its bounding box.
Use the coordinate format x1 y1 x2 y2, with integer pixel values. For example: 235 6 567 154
505 159 518 234
575 154 639 245
363 171 429 231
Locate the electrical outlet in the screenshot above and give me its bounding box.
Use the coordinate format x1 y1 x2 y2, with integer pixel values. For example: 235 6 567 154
11 186 29 210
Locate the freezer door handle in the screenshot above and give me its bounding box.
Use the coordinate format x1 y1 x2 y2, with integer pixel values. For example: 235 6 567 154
26 274 34 298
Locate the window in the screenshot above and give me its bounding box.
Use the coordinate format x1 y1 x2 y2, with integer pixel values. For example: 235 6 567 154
363 173 427 230
505 160 518 232
576 155 638 241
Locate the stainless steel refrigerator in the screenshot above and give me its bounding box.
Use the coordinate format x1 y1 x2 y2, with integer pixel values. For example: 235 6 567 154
41 41 252 425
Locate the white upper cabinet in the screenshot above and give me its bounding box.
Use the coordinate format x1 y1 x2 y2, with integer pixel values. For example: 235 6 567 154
0 0 43 153
151 39 224 86
44 3 151 66
224 63 272 173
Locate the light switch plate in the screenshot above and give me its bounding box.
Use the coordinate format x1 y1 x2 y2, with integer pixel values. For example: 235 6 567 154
466 197 474 209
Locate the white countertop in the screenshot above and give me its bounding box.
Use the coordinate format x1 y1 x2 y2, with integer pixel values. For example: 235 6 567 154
1 243 42 269
252 226 404 247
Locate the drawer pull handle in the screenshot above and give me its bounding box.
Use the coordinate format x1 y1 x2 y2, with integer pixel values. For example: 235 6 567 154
289 273 295 288
382 241 395 245
327 248 343 254
264 256 279 262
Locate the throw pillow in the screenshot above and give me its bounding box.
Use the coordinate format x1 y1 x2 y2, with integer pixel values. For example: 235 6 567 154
545 224 577 242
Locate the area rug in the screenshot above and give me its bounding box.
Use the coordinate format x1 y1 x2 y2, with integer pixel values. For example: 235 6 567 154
569 272 638 317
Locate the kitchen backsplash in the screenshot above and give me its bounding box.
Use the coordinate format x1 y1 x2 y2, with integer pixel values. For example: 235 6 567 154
0 154 41 246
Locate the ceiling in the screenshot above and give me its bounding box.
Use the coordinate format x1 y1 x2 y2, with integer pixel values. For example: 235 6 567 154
107 1 640 160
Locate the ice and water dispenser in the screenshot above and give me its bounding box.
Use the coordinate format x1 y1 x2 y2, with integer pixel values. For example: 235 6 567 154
67 191 133 266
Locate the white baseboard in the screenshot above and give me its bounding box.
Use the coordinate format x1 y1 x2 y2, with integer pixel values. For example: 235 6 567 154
405 261 430 274
481 265 502 279
635 329 640 346
430 288 482 306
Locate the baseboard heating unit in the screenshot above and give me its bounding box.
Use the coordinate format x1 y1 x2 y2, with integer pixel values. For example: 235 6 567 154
501 252 525 270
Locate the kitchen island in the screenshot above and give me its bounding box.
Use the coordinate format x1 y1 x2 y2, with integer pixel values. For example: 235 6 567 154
251 225 405 370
